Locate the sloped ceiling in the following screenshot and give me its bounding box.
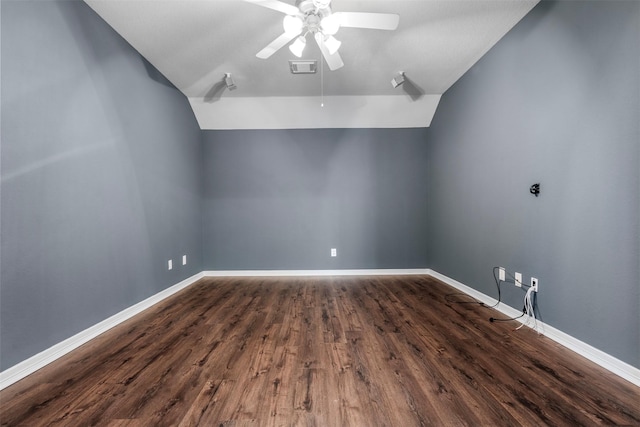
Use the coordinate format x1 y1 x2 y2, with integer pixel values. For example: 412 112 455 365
84 0 539 129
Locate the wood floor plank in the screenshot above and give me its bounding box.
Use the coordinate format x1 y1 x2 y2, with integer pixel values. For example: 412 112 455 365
1 276 639 426
183 379 237 425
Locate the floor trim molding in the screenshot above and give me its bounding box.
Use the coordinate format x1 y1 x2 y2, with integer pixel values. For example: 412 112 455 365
2 268 638 390
202 268 431 277
426 269 640 387
0 272 204 391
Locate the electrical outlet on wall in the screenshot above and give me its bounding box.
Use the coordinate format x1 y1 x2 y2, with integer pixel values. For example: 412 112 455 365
514 272 522 287
498 267 506 282
182 255 187 265
168 260 173 270
330 248 337 257
531 277 538 292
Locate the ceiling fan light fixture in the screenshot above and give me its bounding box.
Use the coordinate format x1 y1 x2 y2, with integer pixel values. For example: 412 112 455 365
324 35 341 55
283 15 304 35
289 35 307 57
320 14 340 35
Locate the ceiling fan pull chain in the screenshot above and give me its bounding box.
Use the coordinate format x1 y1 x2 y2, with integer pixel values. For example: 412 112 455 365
320 51 324 107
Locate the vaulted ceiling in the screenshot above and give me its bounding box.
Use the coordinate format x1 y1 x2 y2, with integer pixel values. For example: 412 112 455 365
84 0 539 129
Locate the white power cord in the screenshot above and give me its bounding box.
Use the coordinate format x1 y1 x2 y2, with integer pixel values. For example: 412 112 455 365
516 285 538 332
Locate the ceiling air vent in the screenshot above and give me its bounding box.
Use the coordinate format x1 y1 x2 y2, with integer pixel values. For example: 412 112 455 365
289 60 317 74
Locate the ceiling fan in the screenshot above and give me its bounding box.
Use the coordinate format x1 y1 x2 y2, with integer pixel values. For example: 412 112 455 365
244 0 399 71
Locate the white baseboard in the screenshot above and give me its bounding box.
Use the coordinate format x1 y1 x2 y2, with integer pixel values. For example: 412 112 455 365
3 268 638 391
202 268 431 277
426 269 640 388
0 272 204 391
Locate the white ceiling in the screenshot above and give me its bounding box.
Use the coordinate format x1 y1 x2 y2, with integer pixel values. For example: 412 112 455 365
84 0 539 129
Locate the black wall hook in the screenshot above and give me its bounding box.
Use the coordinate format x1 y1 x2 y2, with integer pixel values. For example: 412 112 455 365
530 183 541 197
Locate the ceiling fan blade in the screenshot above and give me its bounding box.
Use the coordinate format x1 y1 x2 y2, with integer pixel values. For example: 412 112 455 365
256 31 300 59
335 12 399 30
243 0 299 16
315 33 344 71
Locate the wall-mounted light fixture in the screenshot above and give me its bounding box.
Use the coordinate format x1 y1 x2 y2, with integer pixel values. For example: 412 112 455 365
224 73 237 91
391 71 405 88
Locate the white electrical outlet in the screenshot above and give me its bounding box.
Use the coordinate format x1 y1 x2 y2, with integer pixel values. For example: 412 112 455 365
514 272 522 287
168 259 173 270
498 267 506 282
182 255 187 265
531 277 538 292
331 248 337 257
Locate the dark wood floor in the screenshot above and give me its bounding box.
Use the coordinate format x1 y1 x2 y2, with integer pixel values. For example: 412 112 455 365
1 276 639 426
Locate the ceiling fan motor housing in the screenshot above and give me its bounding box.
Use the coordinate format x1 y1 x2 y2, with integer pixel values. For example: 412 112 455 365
296 0 333 34
310 0 331 9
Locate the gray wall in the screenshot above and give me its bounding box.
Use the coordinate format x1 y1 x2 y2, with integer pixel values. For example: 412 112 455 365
0 0 203 370
2 0 638 375
427 1 639 367
202 129 429 270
